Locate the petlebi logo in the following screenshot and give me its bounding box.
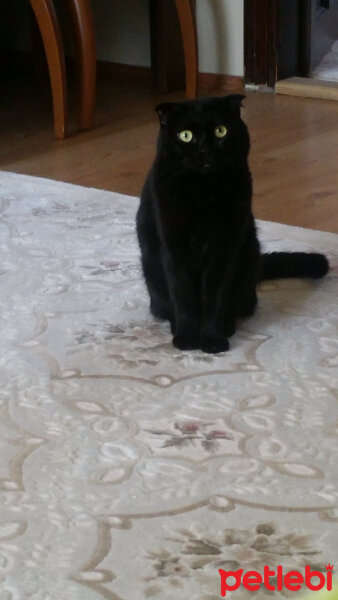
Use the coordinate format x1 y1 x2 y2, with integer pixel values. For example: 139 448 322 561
219 564 334 596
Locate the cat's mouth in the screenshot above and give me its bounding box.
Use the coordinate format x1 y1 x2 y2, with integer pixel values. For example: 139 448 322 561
198 162 212 173
182 158 213 173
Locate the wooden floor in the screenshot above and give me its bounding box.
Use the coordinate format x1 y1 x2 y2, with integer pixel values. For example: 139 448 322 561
1 69 338 233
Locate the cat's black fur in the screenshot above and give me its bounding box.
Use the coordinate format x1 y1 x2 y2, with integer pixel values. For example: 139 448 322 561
136 95 329 354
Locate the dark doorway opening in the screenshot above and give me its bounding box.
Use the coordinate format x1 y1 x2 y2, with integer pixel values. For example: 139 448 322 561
244 0 338 87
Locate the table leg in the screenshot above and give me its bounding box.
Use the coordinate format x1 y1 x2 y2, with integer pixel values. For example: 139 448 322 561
67 0 96 130
30 0 67 139
174 0 198 98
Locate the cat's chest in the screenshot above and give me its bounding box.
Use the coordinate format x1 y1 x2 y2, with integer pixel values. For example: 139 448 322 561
173 194 236 238
188 211 229 255
160 179 233 222
156 170 247 249
174 202 236 265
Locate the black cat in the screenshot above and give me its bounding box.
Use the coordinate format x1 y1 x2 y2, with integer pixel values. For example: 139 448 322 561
136 95 329 354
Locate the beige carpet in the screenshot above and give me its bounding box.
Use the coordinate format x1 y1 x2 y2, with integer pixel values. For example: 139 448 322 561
0 171 338 600
312 40 338 83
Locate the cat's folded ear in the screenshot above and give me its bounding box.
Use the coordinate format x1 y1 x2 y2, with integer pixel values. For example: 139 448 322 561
155 102 183 126
155 103 169 126
224 94 246 112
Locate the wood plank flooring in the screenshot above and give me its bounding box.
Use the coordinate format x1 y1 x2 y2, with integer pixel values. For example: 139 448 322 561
1 71 337 233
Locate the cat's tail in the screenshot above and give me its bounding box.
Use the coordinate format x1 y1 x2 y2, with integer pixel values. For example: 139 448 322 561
260 252 329 281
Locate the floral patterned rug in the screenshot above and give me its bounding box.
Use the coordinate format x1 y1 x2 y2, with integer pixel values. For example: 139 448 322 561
0 171 338 600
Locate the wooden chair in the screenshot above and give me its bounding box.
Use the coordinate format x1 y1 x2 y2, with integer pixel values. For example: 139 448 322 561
30 0 96 139
174 0 198 98
29 0 196 139
66 0 96 130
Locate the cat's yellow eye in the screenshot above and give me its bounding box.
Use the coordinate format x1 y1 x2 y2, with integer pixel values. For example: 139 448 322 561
178 130 193 143
214 125 227 138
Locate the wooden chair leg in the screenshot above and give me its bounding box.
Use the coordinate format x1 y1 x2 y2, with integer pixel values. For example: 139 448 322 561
67 0 96 130
174 0 198 98
30 7 46 80
30 0 67 139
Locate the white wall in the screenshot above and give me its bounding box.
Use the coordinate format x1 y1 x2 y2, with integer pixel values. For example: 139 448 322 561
2 0 244 76
0 0 151 67
196 0 244 76
92 0 245 76
92 0 151 67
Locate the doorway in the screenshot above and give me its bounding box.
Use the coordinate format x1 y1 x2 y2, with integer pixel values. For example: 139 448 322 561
244 0 338 87
311 0 338 81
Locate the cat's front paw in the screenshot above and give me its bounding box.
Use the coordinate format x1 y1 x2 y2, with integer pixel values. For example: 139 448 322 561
173 333 200 351
223 319 236 338
200 336 230 354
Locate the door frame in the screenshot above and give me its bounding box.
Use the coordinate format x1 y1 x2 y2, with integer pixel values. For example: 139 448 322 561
244 0 279 87
244 0 312 86
149 0 186 93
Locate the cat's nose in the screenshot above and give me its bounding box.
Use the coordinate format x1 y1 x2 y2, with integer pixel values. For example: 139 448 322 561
197 150 211 169
199 149 211 164
199 148 210 161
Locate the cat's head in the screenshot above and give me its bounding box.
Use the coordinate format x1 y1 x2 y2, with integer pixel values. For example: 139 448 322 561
155 95 249 173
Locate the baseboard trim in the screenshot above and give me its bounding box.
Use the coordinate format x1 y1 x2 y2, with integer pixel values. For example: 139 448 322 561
275 77 338 101
4 50 153 84
6 50 244 96
198 73 244 94
99 65 245 95
96 60 152 83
